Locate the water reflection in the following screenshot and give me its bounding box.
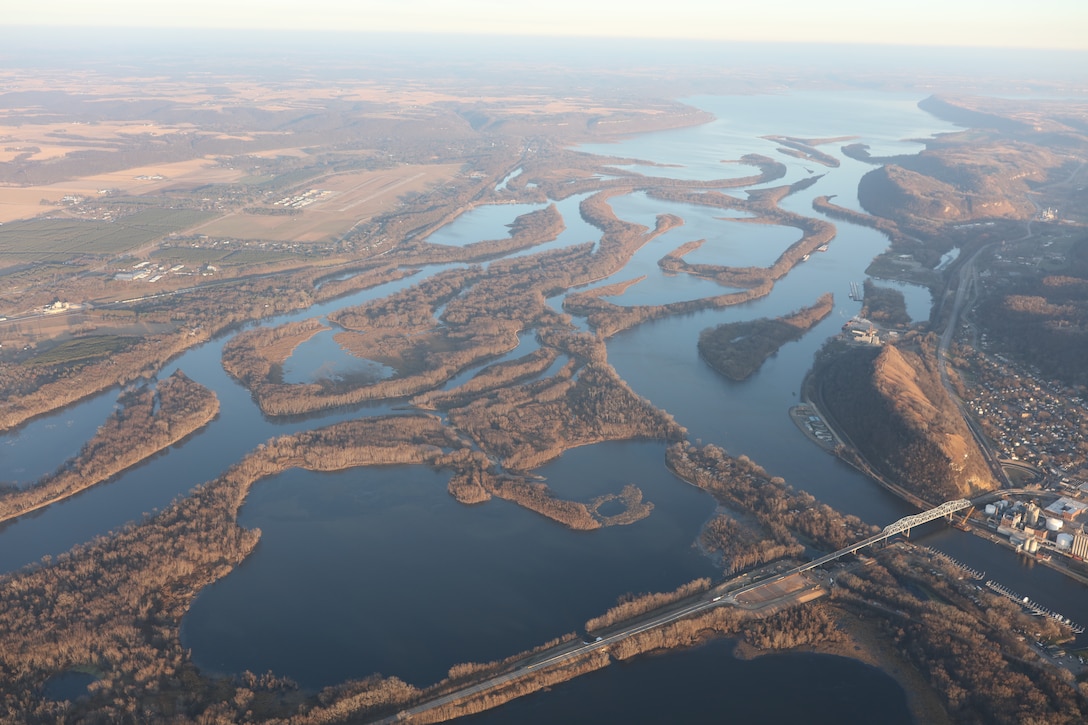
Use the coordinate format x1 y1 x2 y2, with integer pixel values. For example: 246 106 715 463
183 442 716 687
280 327 393 385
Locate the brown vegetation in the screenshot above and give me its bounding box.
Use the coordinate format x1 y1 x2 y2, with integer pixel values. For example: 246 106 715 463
412 650 612 724
411 347 561 410
652 183 836 288
741 604 847 651
834 547 1088 724
701 515 805 575
407 204 565 263
588 483 654 527
565 273 775 338
447 340 685 472
813 194 914 249
0 264 414 433
0 370 218 523
0 415 472 722
976 236 1088 386
667 442 876 552
559 182 838 338
484 477 601 530
607 606 746 660
860 280 913 327
811 336 997 500
854 118 1067 240
585 578 711 633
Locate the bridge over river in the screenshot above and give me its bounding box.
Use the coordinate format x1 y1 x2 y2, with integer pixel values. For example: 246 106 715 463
723 498 973 606
382 498 974 722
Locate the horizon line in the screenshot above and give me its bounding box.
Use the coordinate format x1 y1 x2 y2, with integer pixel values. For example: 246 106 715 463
1 25 1086 53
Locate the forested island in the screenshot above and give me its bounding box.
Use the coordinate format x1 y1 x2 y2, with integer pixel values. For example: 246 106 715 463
698 293 834 381
0 370 218 522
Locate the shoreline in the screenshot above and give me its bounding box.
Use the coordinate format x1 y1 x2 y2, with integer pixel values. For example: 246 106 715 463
733 606 952 725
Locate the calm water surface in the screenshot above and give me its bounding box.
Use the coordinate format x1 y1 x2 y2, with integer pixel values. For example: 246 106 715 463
466 639 912 725
2 91 1084 710
183 442 716 688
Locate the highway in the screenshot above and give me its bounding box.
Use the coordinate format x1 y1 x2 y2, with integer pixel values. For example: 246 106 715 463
375 498 972 723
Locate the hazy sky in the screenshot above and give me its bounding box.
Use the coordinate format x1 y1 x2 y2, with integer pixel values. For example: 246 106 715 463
4 0 1086 50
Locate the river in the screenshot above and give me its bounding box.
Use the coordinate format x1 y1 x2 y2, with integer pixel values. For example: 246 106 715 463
2 90 1084 719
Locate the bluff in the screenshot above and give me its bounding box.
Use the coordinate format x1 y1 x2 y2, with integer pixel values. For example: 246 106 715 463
813 339 996 502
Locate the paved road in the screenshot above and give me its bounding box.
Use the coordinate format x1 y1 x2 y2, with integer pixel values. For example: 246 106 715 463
377 499 977 722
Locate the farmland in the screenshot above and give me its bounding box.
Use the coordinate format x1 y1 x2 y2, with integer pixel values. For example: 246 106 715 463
0 157 248 222
0 208 216 264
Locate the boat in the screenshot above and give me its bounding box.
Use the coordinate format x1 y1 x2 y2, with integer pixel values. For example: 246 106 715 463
801 254 810 262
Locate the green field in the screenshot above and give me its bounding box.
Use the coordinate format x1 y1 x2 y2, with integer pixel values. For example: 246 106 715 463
24 335 136 368
0 209 217 263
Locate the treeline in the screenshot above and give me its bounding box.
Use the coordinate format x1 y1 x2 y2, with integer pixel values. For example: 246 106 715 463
412 650 611 724
585 578 711 633
651 184 837 289
565 274 776 338
549 180 839 341
523 150 787 202
222 264 532 414
741 605 846 651
221 319 328 385
608 606 747 661
0 370 219 523
448 345 685 472
311 265 419 304
330 266 484 332
701 515 804 575
0 331 196 433
221 191 687 416
975 239 1088 386
834 548 1088 724
853 122 1063 239
0 415 474 722
484 477 601 530
811 337 996 501
667 442 876 553
406 204 565 263
861 280 912 327
588 483 654 527
411 348 561 410
698 293 833 381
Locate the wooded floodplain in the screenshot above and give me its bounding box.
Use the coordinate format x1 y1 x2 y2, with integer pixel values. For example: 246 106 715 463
2 50 1087 725
0 370 219 523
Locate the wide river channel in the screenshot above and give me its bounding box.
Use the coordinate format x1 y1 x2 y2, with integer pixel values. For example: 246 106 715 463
2 91 1085 719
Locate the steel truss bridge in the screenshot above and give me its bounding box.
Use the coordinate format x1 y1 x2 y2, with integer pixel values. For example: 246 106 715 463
796 498 973 574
